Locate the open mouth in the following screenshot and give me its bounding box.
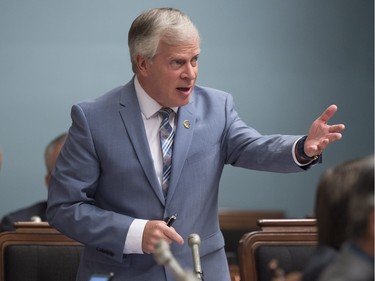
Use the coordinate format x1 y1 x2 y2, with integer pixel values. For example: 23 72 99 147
176 87 191 92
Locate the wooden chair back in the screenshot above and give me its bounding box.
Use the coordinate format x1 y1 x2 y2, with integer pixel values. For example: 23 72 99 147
219 209 284 263
219 209 284 281
0 222 83 281
238 219 318 281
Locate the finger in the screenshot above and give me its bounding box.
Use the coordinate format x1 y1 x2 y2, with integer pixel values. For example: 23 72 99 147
165 227 184 245
143 242 155 254
317 138 330 151
328 124 345 133
318 104 338 124
305 144 320 156
327 132 343 142
317 134 342 151
143 220 170 253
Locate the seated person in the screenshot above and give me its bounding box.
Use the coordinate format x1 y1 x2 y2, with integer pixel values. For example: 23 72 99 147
302 156 373 281
273 155 374 281
0 133 67 232
318 155 374 281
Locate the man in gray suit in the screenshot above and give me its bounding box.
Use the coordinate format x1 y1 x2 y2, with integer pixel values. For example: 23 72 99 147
47 7 345 281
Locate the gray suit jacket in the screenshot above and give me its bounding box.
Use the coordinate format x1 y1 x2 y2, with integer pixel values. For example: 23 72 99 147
47 78 305 281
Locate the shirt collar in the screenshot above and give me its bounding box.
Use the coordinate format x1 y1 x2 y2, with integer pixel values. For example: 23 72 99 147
134 76 178 119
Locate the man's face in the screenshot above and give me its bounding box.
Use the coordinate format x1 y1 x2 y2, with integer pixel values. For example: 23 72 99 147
137 38 200 107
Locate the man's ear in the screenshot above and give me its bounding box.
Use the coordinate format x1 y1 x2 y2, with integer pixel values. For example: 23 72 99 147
136 54 149 76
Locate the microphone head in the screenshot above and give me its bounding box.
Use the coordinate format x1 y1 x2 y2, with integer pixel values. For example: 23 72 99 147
188 233 201 247
30 216 42 222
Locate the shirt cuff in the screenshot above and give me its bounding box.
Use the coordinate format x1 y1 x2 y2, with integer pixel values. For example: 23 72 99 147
123 219 148 254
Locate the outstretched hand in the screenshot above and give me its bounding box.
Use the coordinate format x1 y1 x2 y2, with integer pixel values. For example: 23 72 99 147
304 104 345 157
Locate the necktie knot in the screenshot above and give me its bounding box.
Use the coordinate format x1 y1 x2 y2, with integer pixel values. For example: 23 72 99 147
159 107 173 120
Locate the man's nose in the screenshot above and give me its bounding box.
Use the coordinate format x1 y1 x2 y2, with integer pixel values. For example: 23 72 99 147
181 63 197 80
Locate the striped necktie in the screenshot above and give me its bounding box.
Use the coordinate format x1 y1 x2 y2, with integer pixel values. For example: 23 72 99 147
159 108 175 197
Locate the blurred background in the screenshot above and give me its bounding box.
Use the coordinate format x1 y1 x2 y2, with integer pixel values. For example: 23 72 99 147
0 0 373 219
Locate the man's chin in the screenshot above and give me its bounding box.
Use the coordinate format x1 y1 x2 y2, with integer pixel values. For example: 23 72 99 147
176 97 191 107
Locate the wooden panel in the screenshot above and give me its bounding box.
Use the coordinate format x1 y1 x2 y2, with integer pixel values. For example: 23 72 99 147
258 219 317 233
219 209 284 230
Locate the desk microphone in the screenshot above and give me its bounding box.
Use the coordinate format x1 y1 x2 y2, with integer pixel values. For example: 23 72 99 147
30 216 42 222
154 239 198 281
188 233 204 280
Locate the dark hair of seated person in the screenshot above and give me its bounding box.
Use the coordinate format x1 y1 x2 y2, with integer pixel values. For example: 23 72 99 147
302 155 373 281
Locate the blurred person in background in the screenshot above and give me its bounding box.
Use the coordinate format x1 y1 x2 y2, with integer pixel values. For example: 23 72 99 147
318 155 374 281
302 155 374 281
0 133 67 232
277 155 374 281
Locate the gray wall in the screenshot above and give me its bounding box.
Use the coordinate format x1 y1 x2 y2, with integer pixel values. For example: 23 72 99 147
0 0 373 219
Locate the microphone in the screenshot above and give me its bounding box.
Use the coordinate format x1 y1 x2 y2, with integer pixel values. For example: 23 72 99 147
188 233 204 280
30 216 42 222
154 239 198 281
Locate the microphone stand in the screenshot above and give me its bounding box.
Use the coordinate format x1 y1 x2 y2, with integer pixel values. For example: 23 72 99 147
154 239 199 281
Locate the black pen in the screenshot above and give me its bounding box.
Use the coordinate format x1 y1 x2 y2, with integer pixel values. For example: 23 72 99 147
165 214 177 227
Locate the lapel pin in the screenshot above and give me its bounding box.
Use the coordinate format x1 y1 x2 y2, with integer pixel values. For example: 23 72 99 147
183 120 191 129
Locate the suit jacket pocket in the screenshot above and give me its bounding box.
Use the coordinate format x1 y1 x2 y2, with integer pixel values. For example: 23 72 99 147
199 230 225 258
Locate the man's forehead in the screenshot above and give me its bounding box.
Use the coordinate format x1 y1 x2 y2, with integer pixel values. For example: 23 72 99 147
158 40 200 56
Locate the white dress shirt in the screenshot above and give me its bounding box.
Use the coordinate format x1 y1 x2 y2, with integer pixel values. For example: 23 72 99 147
124 76 177 254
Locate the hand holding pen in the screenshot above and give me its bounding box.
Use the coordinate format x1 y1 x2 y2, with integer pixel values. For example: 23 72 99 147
165 214 177 227
142 214 183 254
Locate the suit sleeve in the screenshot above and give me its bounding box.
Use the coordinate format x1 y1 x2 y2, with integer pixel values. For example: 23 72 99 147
0 215 15 232
222 94 305 173
47 104 132 262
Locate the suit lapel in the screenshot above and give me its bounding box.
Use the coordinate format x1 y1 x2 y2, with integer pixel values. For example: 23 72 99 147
118 81 165 205
166 98 196 203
